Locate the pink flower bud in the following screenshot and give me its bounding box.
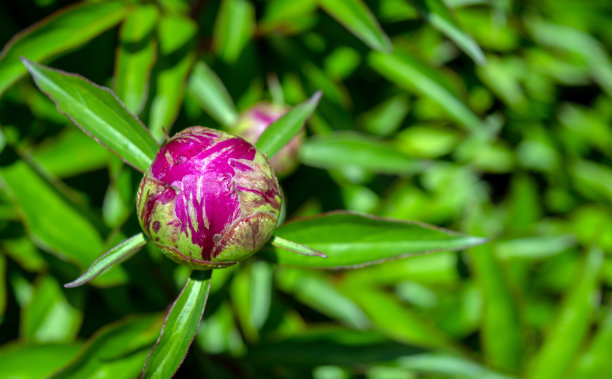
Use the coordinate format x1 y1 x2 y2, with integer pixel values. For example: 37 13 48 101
137 127 281 269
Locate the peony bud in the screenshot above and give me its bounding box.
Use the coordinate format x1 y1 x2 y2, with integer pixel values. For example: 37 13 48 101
233 103 303 176
136 127 282 269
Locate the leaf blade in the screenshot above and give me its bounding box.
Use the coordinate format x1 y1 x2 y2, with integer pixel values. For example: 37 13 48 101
0 2 127 96
142 270 212 378
22 59 159 172
256 91 321 158
265 211 487 269
318 0 392 52
65 233 148 288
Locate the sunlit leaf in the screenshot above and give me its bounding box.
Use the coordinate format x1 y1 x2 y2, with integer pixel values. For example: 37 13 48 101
22 60 159 172
0 343 82 379
0 2 127 95
265 211 487 269
114 4 158 115
142 270 212 378
318 0 392 52
148 14 197 142
187 60 238 128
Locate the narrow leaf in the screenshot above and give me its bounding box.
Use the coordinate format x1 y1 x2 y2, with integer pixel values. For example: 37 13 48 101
572 305 612 379
256 91 322 158
469 241 523 370
142 270 212 378
149 15 197 142
114 4 159 115
0 343 82 379
51 315 162 379
271 236 327 258
318 0 392 52
187 60 238 127
264 211 487 269
412 0 486 65
527 248 603 379
369 50 482 132
299 132 425 174
0 161 126 286
0 2 127 96
65 233 148 288
22 60 159 172
213 0 255 63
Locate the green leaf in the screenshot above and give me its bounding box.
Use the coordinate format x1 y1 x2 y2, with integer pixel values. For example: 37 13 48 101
148 14 197 142
247 327 421 367
299 132 426 174
114 4 159 115
0 254 5 323
30 128 111 178
65 233 148 288
572 305 612 379
0 2 127 96
527 248 603 379
369 50 482 132
265 211 487 269
412 0 486 65
397 353 514 379
317 0 392 52
271 236 327 257
339 282 460 351
22 275 83 343
276 268 370 329
51 315 162 379
142 270 212 378
0 343 82 379
213 0 255 63
187 60 238 128
0 161 126 286
468 241 523 371
256 91 321 158
22 60 159 172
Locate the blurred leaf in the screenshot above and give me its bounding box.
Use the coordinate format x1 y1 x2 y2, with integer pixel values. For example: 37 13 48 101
339 282 459 351
52 315 162 379
102 163 133 228
114 4 158 115
276 268 369 329
300 132 425 174
266 211 487 269
0 2 127 95
412 0 486 65
260 0 318 36
22 60 159 172
496 235 575 260
148 14 197 142
187 60 238 128
395 125 460 159
247 327 422 367
369 50 482 132
570 160 612 204
359 94 410 137
468 213 523 371
213 0 255 63
317 0 392 52
0 343 82 379
197 301 245 355
572 305 612 379
397 353 514 379
2 237 47 272
249 261 274 330
65 233 147 288
477 56 526 110
230 264 259 342
0 161 126 286
143 270 212 378
30 128 111 178
0 254 5 323
256 91 321 158
527 248 603 379
22 275 83 343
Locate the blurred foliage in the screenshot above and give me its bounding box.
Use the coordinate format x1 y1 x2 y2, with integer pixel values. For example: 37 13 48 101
1 0 612 377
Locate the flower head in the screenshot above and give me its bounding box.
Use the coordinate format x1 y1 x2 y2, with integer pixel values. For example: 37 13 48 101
137 127 281 269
